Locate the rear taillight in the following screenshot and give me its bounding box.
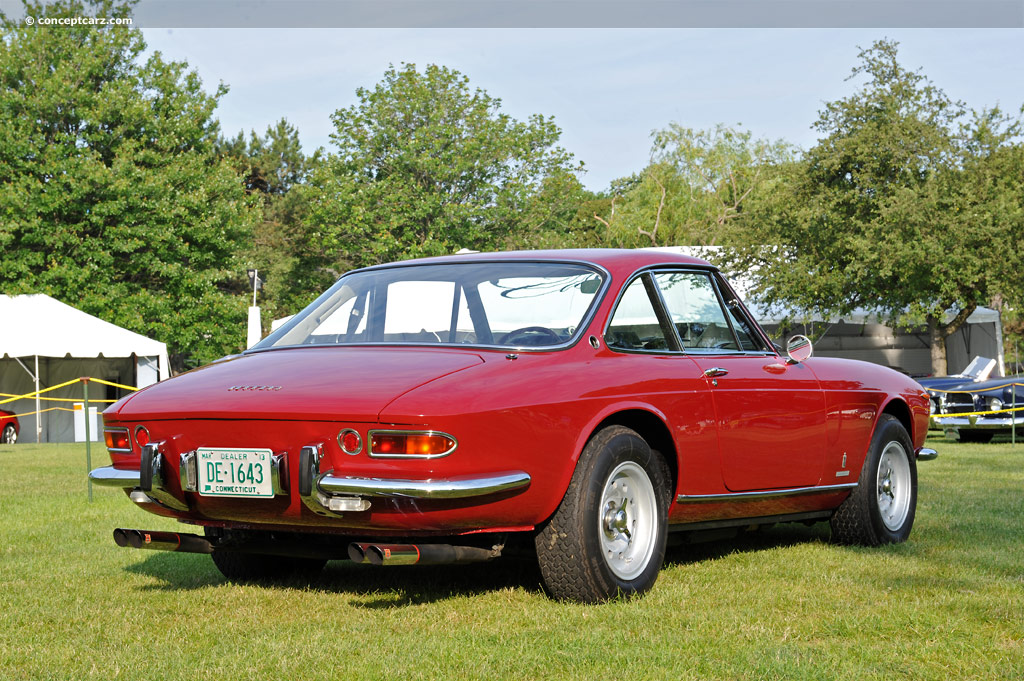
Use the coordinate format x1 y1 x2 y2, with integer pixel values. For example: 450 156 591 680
134 426 150 447
369 431 457 459
104 427 131 452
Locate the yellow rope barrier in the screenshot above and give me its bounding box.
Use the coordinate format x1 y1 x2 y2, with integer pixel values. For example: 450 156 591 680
931 405 1024 420
0 394 117 404
0 378 83 405
86 378 141 392
926 382 1024 395
0 377 139 415
6 406 80 418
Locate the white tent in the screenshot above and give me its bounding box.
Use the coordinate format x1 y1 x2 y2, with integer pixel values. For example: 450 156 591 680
0 294 169 443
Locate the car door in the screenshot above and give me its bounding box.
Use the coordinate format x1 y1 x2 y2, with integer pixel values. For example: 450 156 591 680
651 270 827 491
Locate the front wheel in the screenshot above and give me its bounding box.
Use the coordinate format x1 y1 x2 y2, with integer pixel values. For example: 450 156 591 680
1 424 16 444
535 425 670 603
831 414 917 546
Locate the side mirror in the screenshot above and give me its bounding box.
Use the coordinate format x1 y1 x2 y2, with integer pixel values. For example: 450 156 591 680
786 335 813 363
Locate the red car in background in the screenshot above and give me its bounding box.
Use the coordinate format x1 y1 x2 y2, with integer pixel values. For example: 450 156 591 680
90 249 936 602
1 410 18 444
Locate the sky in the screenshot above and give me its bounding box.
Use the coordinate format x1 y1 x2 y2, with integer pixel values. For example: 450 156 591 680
139 28 1024 191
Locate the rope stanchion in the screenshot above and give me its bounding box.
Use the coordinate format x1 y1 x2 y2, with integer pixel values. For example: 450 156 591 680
0 378 143 497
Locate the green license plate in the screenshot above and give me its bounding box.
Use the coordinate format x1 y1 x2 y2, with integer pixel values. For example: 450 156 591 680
196 447 274 498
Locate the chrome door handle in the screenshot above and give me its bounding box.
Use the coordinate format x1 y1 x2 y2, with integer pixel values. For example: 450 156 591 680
703 367 729 378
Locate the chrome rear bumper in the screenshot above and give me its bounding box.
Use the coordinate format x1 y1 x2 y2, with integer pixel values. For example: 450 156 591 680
89 466 141 488
317 471 532 499
90 443 532 519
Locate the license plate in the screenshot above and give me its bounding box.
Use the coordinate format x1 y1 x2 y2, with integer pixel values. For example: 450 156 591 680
196 447 274 498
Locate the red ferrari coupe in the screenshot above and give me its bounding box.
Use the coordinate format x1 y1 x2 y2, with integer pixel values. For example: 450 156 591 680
91 249 936 602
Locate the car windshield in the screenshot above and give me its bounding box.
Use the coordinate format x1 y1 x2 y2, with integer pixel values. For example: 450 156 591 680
256 262 605 350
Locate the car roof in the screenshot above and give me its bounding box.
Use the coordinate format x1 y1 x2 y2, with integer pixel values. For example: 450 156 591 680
359 248 716 275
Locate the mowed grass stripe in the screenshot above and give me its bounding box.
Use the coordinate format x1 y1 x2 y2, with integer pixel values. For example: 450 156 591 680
0 436 1021 680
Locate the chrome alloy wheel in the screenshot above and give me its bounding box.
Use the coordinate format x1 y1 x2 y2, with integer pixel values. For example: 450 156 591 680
876 441 912 532
598 461 658 580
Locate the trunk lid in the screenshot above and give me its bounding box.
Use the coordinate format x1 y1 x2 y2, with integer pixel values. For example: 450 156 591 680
111 347 484 422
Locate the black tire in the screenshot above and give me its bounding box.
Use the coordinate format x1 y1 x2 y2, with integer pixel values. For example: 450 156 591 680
535 425 671 603
957 430 994 444
205 529 326 582
1 424 16 444
831 414 917 546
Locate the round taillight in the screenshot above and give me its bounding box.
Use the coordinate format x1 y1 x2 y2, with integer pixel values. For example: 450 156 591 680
135 426 150 447
338 429 362 455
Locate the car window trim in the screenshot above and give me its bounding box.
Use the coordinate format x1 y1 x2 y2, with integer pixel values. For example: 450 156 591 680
250 259 611 354
603 265 777 358
712 271 775 354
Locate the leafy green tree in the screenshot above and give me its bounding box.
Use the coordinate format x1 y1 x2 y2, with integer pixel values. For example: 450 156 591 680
0 0 257 371
594 125 791 249
307 63 583 269
727 39 1024 375
217 119 324 324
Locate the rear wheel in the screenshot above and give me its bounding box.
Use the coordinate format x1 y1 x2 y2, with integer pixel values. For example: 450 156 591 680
831 414 917 546
1 424 16 444
535 425 670 603
205 529 326 582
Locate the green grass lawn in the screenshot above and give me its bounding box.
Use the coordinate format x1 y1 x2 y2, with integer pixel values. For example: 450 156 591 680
1 436 1021 680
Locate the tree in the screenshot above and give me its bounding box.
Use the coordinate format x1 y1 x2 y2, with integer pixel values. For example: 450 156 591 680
726 39 1024 375
306 63 584 269
217 119 324 324
0 0 258 371
594 124 791 249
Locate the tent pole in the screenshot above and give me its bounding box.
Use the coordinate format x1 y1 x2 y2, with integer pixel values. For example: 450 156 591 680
83 378 93 501
34 355 41 444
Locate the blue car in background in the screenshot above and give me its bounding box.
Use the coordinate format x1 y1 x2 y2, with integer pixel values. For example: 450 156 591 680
922 357 1023 443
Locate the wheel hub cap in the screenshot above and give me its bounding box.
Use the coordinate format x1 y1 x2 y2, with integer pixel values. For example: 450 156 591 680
876 442 912 532
597 461 658 580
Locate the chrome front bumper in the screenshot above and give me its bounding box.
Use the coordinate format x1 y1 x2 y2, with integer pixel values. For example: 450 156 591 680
934 415 1024 430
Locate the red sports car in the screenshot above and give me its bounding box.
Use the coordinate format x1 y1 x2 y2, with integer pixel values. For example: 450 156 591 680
91 249 936 602
1 409 18 444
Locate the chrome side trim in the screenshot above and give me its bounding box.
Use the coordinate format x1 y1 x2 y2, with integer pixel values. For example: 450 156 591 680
317 470 531 500
676 482 857 504
367 429 458 459
915 447 939 461
89 466 141 488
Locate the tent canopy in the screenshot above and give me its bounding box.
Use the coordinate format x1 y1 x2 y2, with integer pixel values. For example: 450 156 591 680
0 294 169 380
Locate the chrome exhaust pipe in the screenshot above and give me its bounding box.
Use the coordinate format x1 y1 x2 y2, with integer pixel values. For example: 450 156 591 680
347 542 373 563
113 528 214 554
360 543 499 566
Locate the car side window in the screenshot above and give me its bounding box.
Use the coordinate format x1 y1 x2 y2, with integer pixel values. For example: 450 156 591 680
606 277 671 352
653 272 738 351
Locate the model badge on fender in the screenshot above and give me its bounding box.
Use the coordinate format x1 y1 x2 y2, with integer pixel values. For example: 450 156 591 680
227 385 282 391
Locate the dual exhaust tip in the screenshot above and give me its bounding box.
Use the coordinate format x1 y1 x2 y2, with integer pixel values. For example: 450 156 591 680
347 542 498 566
112 528 497 566
112 528 213 554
